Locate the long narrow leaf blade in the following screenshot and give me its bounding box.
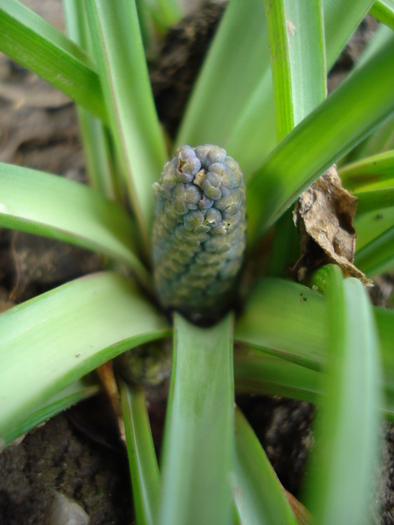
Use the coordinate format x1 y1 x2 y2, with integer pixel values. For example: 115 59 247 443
0 272 170 446
234 347 320 404
247 34 394 245
0 163 151 290
355 187 394 213
303 265 382 525
235 276 394 380
224 0 374 177
355 225 394 276
85 0 168 249
158 313 234 525
233 407 298 525
0 0 106 121
339 149 394 190
370 0 394 30
5 376 101 445
176 0 270 149
63 0 116 200
235 278 328 369
264 0 326 140
263 0 326 275
323 0 374 68
234 347 394 422
354 206 394 251
119 381 160 525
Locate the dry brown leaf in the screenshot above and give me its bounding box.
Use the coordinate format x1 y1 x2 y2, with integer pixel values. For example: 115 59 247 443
293 165 372 285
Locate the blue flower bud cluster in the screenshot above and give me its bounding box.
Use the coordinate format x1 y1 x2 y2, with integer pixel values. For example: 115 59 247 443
152 144 246 323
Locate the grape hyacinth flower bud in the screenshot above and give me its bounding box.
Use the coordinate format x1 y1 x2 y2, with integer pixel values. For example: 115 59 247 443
152 144 246 324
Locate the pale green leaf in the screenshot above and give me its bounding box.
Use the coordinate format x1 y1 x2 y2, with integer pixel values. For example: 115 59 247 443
0 272 170 446
323 0 374 68
303 266 382 525
175 0 270 150
233 407 298 525
146 0 182 28
0 163 152 290
5 376 101 446
235 276 394 391
85 0 168 251
0 0 106 121
158 313 234 525
234 347 320 404
235 278 327 370
63 0 116 200
119 381 160 525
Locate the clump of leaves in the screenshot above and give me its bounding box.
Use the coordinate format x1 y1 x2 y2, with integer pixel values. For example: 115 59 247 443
0 0 394 524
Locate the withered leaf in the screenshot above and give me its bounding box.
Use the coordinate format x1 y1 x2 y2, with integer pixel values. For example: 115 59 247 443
293 165 372 285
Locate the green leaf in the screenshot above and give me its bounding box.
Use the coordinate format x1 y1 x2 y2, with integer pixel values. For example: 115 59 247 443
235 276 394 385
0 272 170 446
354 206 394 251
175 0 270 150
0 163 152 290
146 0 183 28
234 347 320 404
355 22 394 71
225 71 276 177
5 376 101 446
323 0 374 68
303 266 382 525
235 278 327 370
233 407 298 525
264 0 326 140
119 380 160 525
0 0 106 121
370 0 394 30
158 313 234 525
246 33 394 246
355 187 394 213
225 0 374 178
63 0 116 200
263 0 326 274
234 347 394 421
339 149 394 191
355 225 394 276
85 0 168 252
